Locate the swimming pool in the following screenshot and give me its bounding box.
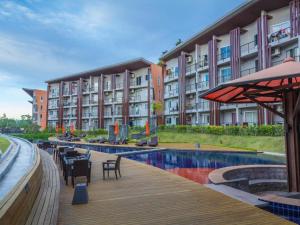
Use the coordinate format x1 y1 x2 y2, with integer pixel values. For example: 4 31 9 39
125 150 286 184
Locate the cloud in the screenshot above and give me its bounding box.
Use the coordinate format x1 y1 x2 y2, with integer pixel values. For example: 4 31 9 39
0 33 87 76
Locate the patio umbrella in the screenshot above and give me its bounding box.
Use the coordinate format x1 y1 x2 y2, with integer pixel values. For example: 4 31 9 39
145 120 150 136
200 57 300 192
114 121 119 136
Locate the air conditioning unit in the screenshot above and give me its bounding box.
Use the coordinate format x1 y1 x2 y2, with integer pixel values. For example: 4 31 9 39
105 92 109 96
189 95 194 99
130 89 135 93
272 47 281 57
186 55 193 63
167 69 172 75
131 73 135 78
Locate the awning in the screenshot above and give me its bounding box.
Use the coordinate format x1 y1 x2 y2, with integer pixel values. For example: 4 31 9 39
200 57 300 104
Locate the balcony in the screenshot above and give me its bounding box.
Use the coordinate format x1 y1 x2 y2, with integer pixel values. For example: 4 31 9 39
104 111 112 117
185 63 196 75
218 73 232 84
129 95 147 102
196 59 209 71
197 102 210 111
185 83 196 93
240 67 257 76
114 97 123 104
197 81 209 91
164 88 179 99
63 90 70 96
49 92 59 99
48 104 58 109
186 104 196 112
104 84 111 91
165 106 179 115
130 81 148 88
240 41 258 57
48 116 58 120
89 86 97 92
164 72 179 83
104 98 113 104
116 82 124 89
217 52 231 65
268 27 291 45
63 102 71 107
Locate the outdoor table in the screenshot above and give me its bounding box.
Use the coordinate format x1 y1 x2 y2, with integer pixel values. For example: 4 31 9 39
63 155 91 185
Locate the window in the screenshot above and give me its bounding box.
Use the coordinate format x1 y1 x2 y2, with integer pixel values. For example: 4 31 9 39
174 67 179 76
286 47 298 58
219 68 232 83
136 77 142 86
244 111 257 125
166 117 171 124
220 46 231 60
254 34 258 46
145 74 149 81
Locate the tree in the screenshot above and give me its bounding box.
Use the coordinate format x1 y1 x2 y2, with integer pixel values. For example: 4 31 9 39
152 101 164 115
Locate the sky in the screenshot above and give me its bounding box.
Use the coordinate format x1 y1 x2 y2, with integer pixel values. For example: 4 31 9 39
0 0 245 118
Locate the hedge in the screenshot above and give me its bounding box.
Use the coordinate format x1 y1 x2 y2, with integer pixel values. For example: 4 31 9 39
158 125 284 137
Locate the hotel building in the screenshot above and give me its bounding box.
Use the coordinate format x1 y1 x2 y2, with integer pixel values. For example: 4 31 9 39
160 0 298 126
23 88 48 130
45 58 163 131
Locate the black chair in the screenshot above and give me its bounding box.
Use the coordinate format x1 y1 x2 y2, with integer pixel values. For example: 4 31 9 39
148 136 158 147
71 159 92 188
102 156 122 180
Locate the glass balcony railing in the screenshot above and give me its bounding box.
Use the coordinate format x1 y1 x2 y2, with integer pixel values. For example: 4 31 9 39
197 81 209 91
218 74 232 84
196 59 209 70
240 67 257 76
185 63 196 74
164 88 179 98
197 102 210 111
240 41 258 56
217 52 231 63
116 82 124 89
268 27 291 44
185 83 196 92
164 72 179 82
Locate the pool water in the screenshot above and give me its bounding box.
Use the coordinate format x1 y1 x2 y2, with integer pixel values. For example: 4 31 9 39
125 150 286 184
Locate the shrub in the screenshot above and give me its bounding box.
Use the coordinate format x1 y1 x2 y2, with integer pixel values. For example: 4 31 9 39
158 125 283 137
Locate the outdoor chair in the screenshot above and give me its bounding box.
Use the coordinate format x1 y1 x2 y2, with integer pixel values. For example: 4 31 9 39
71 159 92 188
148 136 158 147
136 139 147 146
102 155 122 180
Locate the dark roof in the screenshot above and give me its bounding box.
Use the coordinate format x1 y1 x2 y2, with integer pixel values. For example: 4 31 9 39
161 0 289 61
46 58 153 83
22 88 34 97
200 58 300 104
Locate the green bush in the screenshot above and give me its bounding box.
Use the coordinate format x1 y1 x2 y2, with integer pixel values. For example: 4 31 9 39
158 125 283 137
13 132 54 141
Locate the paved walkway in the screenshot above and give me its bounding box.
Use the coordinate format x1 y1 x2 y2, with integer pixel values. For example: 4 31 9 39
57 149 293 225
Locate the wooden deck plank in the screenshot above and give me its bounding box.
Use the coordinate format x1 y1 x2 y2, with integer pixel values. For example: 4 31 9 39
25 150 60 225
57 150 294 225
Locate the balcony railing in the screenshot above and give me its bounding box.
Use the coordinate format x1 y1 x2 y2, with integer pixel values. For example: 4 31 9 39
63 90 70 96
197 102 210 111
196 59 208 70
164 72 179 82
49 93 59 98
63 102 71 106
116 82 123 89
240 67 257 76
164 88 179 98
48 116 58 120
218 74 232 84
104 84 111 91
268 27 291 44
240 41 258 56
197 81 209 91
217 52 231 63
185 83 196 92
186 104 196 111
48 104 58 109
185 63 196 74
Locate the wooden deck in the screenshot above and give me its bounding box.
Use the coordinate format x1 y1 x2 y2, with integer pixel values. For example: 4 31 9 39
58 150 294 225
25 150 60 225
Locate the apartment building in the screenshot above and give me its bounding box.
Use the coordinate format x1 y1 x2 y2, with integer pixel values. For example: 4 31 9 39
45 58 163 131
23 88 48 130
161 0 297 126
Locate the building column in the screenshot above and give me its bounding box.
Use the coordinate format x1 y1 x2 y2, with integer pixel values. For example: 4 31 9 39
230 27 241 79
58 81 64 128
257 11 271 125
147 67 151 124
178 52 187 125
77 78 83 130
195 44 200 125
122 70 130 125
46 84 50 129
208 36 220 125
98 75 104 128
235 106 240 125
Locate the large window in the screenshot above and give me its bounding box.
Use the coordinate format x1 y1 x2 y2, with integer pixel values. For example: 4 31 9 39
220 46 231 60
219 68 232 83
244 111 257 125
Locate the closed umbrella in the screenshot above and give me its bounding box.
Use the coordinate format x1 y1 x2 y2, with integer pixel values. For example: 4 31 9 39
145 120 150 136
114 121 119 136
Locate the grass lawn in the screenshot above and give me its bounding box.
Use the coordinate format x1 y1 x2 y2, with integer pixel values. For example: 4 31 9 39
0 137 10 153
157 131 285 153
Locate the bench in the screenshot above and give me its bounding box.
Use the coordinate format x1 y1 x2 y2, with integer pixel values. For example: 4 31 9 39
25 150 60 225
